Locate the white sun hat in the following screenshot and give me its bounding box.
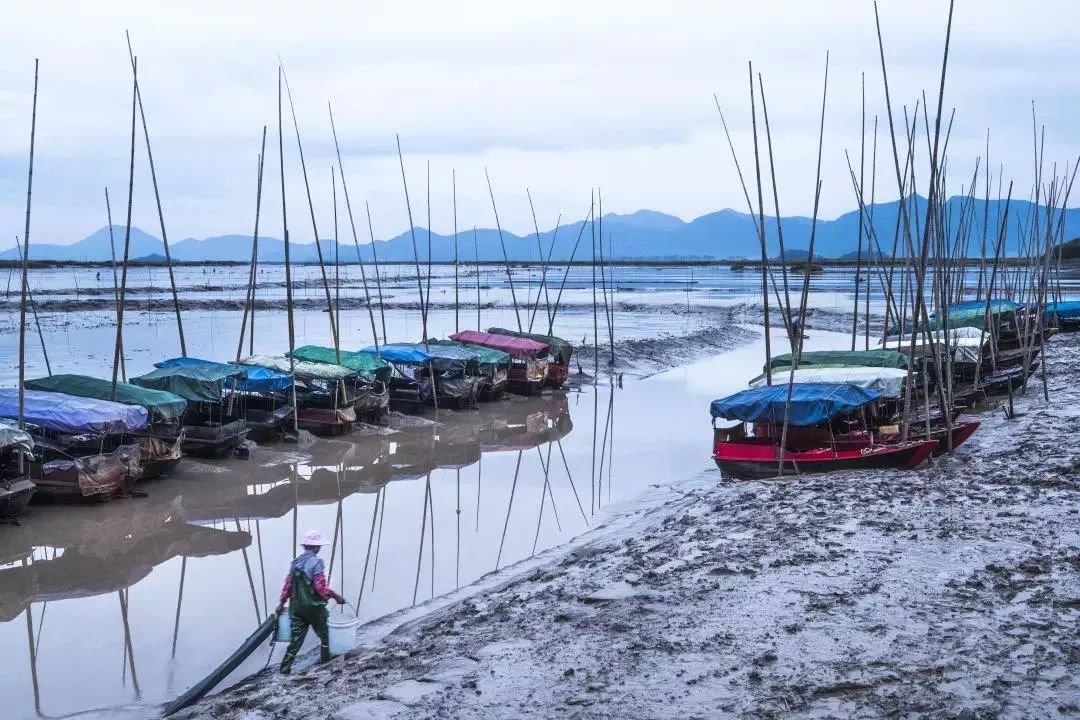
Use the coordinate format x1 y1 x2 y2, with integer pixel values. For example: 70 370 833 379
301 529 330 546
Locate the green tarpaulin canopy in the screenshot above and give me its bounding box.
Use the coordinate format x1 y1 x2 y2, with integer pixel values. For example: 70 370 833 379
429 339 510 368
27 373 188 422
767 349 910 373
290 346 391 381
487 327 574 365
132 364 244 404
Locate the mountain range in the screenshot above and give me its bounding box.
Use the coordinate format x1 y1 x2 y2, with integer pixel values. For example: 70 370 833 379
3 196 1074 263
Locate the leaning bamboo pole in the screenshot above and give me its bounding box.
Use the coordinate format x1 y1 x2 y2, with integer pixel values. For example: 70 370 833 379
777 52 829 476
396 136 430 342
13 237 49 377
329 105 380 353
235 127 267 363
112 57 138 400
281 66 340 354
851 72 867 350
277 69 300 434
17 60 38 434
485 168 524 332
126 33 186 356
104 188 126 380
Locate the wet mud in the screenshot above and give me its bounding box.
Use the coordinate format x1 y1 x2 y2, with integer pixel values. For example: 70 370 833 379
188 335 1080 719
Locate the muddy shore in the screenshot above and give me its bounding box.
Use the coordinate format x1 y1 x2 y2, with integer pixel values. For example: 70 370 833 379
175 331 1080 719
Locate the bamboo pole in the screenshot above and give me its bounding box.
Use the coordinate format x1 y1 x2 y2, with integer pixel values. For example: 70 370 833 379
281 66 340 352
16 60 38 433
363 201 389 344
530 215 561 333
13 237 49 376
747 62 775 370
485 168 524 332
453 169 460 334
278 69 300 434
548 204 592 335
495 452 523 569
852 72 866 350
396 136 430 342
328 109 381 352
236 127 267 363
111 57 138 400
126 33 185 356
777 52 829 476
104 189 126 380
526 189 554 333
474 227 481 330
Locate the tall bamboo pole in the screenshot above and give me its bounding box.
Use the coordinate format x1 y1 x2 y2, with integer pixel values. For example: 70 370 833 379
126 32 185 355
329 105 381 352
281 66 340 352
278 69 299 433
453 169 460 334
852 72 866 350
112 57 138 399
17 59 39 431
485 168 524 332
396 136 430 342
105 188 126 380
236 127 267 363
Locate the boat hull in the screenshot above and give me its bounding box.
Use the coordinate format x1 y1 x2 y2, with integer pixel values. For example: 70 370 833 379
0 478 35 522
713 439 938 480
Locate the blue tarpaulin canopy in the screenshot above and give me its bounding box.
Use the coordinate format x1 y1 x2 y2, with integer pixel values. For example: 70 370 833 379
0 388 149 434
1045 300 1080 321
360 344 432 364
155 357 293 394
710 383 881 426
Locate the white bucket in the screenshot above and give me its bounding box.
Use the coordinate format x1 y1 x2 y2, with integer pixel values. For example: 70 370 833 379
327 610 358 656
275 612 291 643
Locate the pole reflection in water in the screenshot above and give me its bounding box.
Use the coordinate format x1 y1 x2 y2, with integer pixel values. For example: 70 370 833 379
0 383 647 719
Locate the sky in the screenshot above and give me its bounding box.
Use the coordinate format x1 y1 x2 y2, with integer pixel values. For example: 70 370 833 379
1 0 1078 250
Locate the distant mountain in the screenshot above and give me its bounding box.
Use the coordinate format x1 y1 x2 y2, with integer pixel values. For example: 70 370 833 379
3 196 1074 262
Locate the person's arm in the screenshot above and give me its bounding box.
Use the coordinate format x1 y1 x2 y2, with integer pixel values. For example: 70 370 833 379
275 574 292 613
311 558 345 604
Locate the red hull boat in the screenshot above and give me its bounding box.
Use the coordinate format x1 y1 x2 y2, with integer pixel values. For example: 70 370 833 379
713 436 938 480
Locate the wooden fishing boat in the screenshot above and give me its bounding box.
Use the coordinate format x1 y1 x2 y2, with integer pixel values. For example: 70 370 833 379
1045 300 1080 332
25 374 187 479
153 358 296 443
0 389 146 502
488 327 574 388
0 420 35 522
132 364 249 458
451 330 549 396
758 419 980 457
290 346 392 423
430 339 511 401
712 436 938 479
359 343 482 411
242 355 361 436
710 383 938 480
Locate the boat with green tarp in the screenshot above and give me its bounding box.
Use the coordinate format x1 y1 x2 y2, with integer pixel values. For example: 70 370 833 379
241 355 364 435
133 363 250 458
25 374 188 478
290 345 391 421
153 358 294 443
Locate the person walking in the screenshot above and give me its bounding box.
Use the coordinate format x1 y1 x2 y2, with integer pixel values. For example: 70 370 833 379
276 530 346 673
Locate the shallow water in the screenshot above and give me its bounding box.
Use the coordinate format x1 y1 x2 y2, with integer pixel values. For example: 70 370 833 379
0 333 785 719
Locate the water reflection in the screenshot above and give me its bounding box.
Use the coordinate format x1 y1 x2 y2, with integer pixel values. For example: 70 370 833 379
0 386 623 719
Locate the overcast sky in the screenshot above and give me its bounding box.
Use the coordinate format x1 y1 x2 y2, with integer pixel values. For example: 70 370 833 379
0 0 1077 249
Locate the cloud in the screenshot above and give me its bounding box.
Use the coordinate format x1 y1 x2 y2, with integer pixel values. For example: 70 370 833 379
1 0 1080 249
